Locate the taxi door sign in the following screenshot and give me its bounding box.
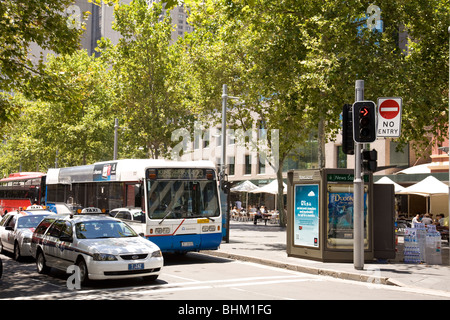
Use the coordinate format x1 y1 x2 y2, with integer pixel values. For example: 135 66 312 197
377 97 402 137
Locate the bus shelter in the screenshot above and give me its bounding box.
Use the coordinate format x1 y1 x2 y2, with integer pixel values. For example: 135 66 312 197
286 169 374 262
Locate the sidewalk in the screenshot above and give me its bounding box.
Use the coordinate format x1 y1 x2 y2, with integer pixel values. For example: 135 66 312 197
204 220 450 295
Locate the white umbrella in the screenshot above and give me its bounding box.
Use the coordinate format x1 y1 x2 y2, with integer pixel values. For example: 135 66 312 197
250 180 287 195
375 176 405 194
230 180 259 212
250 179 287 211
396 162 449 174
397 176 448 196
397 176 448 214
230 180 258 192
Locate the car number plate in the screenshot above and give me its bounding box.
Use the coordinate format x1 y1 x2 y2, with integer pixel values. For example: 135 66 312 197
128 263 144 270
181 241 194 247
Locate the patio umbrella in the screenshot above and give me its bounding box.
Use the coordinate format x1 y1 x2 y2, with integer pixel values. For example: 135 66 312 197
397 176 448 214
374 176 405 194
397 176 448 196
250 179 287 195
230 180 259 211
230 180 259 192
249 180 287 210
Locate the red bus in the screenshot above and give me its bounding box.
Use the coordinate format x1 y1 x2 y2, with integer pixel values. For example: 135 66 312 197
0 172 46 216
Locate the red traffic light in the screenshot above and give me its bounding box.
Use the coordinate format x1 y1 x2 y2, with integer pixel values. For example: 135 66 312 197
352 101 377 143
360 107 369 117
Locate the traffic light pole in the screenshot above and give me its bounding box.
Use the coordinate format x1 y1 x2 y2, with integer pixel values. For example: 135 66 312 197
354 80 365 270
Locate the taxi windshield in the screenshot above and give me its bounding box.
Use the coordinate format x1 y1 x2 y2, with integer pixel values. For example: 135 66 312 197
17 215 48 228
75 220 138 239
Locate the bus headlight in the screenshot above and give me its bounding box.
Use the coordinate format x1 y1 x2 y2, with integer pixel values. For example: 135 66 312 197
202 225 216 232
155 227 171 234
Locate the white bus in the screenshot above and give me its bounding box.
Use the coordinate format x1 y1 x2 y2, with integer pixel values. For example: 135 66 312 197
45 159 223 253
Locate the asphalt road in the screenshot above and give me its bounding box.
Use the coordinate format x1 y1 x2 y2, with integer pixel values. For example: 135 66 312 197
1 251 450 302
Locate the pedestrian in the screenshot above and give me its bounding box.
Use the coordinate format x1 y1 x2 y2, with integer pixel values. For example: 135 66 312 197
254 206 262 225
434 213 445 226
422 213 433 225
412 213 421 224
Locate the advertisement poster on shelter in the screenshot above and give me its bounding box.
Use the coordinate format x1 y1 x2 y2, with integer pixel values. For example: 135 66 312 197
294 184 319 247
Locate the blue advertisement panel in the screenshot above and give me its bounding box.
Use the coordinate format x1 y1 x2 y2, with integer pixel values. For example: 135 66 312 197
294 184 319 248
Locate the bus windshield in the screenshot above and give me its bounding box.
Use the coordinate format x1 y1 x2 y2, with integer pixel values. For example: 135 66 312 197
147 179 220 220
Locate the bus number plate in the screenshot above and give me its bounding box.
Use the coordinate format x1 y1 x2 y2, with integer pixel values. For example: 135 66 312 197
181 241 194 247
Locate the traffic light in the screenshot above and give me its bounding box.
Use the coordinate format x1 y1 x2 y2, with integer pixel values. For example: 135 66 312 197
352 101 377 143
362 149 377 172
342 104 354 155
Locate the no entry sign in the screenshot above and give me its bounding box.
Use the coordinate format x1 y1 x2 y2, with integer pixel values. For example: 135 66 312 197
377 97 402 137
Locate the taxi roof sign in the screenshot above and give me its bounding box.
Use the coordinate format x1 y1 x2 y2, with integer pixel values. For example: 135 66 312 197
80 207 103 214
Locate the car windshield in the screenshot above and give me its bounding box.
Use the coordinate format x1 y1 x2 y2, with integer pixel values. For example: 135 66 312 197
17 215 48 228
75 220 138 239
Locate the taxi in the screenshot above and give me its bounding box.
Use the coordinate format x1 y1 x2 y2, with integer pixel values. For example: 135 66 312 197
0 205 54 261
31 215 163 285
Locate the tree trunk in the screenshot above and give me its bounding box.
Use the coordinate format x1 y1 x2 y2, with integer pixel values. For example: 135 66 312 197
276 165 286 227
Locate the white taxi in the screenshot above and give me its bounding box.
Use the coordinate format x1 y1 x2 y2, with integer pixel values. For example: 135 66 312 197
31 215 163 285
0 206 55 261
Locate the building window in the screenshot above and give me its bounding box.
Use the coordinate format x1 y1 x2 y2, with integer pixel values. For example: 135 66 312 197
390 141 409 167
245 155 252 175
228 156 235 176
194 133 200 149
258 154 266 174
337 146 347 168
203 130 209 148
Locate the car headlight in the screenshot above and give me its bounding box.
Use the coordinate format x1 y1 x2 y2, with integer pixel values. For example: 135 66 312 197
151 250 162 258
93 253 118 261
23 237 31 244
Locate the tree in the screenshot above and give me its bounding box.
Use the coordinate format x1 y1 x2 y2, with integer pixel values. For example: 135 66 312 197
0 49 115 172
100 0 192 159
183 0 446 226
0 0 87 124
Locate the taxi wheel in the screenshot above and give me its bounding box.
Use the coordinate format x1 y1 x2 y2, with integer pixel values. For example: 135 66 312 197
76 258 90 285
14 242 22 262
36 250 50 274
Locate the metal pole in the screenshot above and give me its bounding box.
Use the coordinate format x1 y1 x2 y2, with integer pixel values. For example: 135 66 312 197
113 118 119 160
354 80 365 270
448 26 450 266
221 84 230 243
221 84 227 186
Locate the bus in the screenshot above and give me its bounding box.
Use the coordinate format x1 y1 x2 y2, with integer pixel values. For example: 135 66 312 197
45 159 223 253
0 172 46 216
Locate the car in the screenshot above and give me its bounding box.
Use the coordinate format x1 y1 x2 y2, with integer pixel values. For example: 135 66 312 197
110 207 146 223
31 215 163 285
0 206 55 261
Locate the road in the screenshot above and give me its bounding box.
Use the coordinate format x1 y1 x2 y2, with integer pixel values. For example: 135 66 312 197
1 251 450 302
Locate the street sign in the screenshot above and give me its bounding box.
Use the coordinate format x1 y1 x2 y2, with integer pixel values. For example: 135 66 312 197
377 97 402 137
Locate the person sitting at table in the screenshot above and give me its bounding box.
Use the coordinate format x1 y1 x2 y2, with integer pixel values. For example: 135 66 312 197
254 206 263 225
